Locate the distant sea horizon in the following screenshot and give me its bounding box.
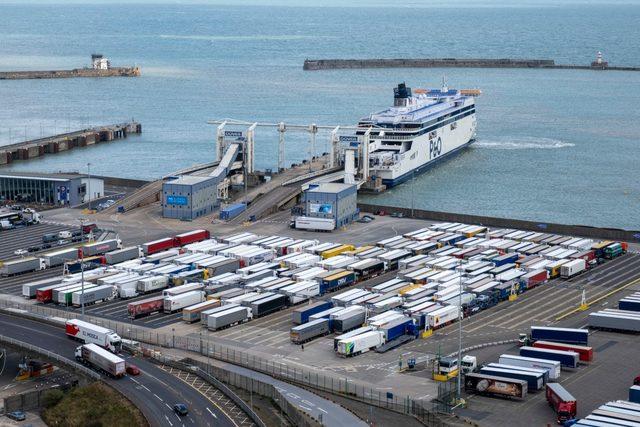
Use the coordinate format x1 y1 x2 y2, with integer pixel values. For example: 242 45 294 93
0 1 639 229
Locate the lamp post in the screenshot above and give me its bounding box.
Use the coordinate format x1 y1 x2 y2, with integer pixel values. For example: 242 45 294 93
411 169 415 218
78 217 86 319
456 258 463 403
87 162 92 210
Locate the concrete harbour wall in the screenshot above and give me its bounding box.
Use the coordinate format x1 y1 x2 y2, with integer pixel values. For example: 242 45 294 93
357 203 640 243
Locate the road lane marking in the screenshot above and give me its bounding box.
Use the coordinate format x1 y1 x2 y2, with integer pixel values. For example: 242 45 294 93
164 415 173 426
206 408 218 418
165 403 172 409
154 393 163 401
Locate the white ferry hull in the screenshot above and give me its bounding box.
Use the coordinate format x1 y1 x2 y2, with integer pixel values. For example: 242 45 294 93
371 113 476 187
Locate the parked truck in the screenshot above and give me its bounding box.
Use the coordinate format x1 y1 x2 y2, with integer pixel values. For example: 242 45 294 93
71 284 115 306
530 326 589 346
182 299 220 323
75 343 125 378
336 330 385 357
250 294 288 317
292 301 333 325
137 276 169 293
520 346 579 369
290 318 331 344
128 296 164 318
207 306 251 330
498 354 561 380
22 277 61 298
105 246 142 265
80 239 121 257
142 237 175 255
163 290 205 313
464 373 527 400
331 306 366 333
532 341 593 362
65 319 122 353
560 259 586 279
546 383 577 424
379 317 414 341
0 257 45 276
479 366 544 391
42 247 79 267
173 229 210 246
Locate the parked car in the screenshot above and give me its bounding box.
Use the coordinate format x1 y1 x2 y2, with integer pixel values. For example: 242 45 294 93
173 403 189 416
6 411 26 421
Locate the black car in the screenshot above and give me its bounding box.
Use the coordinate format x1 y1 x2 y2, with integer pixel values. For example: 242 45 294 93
27 246 40 252
173 403 188 416
41 243 52 249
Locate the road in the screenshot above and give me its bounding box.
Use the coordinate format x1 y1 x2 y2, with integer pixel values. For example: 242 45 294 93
0 313 235 427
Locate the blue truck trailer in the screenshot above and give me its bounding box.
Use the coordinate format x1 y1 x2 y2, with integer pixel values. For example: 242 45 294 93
630 385 640 404
291 300 333 325
530 326 589 346
520 346 579 368
319 270 356 294
379 317 414 341
492 253 519 267
619 298 640 312
220 203 247 220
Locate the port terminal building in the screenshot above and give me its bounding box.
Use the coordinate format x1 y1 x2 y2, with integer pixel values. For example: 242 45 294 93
297 183 358 230
162 175 219 220
0 172 103 206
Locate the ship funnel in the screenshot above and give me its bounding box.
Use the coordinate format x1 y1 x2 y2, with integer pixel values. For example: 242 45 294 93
394 83 412 106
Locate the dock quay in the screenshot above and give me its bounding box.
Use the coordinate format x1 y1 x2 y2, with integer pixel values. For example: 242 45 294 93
303 54 640 72
0 122 141 165
0 67 140 80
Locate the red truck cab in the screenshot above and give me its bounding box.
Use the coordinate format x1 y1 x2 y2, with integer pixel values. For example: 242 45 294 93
546 383 577 424
634 375 640 386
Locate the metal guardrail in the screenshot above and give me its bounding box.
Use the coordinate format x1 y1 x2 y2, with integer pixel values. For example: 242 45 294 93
0 334 100 380
0 298 452 425
152 355 267 427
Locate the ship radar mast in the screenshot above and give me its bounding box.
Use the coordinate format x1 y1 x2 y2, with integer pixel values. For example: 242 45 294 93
441 76 448 93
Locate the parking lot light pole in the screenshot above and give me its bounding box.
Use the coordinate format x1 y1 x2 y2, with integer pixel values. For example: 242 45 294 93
87 162 92 210
457 258 463 404
78 217 86 319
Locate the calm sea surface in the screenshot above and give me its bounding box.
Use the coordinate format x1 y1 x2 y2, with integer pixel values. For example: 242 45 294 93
0 2 639 229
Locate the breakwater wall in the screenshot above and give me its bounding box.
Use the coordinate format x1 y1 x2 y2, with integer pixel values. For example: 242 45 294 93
0 66 140 80
303 58 640 71
0 122 142 165
357 203 640 243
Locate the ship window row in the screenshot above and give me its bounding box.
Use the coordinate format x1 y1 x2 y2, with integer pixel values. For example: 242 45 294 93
370 109 475 139
357 105 475 136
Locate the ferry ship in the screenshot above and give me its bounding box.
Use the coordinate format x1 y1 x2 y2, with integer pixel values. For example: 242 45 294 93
356 82 477 187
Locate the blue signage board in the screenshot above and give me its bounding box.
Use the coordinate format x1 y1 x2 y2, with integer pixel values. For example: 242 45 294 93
167 195 188 206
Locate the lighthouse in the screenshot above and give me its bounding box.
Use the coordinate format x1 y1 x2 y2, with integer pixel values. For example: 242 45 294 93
591 51 608 69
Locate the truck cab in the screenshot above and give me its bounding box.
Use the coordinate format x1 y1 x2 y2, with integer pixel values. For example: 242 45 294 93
461 355 477 374
518 333 531 347
438 357 458 375
107 332 122 353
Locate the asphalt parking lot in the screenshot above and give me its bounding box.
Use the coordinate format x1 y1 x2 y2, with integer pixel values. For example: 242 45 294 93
0 223 72 260
3 206 640 422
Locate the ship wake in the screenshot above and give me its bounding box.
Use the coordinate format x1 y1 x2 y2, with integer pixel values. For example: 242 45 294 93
475 137 575 150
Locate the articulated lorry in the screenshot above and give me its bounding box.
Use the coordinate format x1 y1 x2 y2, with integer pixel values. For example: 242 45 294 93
464 373 527 400
75 343 125 378
65 319 122 353
546 383 577 424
